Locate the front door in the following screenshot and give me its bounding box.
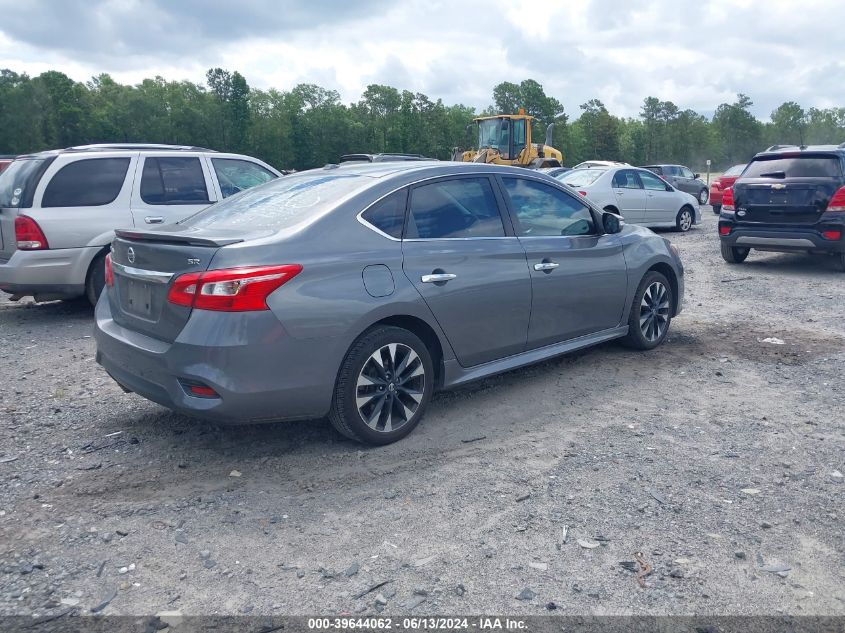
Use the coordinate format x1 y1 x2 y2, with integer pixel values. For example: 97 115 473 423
498 175 628 349
639 170 678 224
130 155 216 227
401 175 531 367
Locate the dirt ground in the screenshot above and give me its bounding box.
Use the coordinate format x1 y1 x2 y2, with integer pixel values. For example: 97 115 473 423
1 207 843 618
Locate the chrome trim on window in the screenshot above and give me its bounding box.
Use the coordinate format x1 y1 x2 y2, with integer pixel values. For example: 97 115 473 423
111 261 174 284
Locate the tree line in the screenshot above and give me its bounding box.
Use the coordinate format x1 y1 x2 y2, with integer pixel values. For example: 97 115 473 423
1 68 843 172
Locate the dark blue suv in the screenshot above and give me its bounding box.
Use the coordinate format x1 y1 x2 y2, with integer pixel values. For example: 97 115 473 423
718 144 845 270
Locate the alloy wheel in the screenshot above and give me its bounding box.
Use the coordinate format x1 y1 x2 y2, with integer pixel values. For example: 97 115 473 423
355 343 425 433
679 210 692 231
639 282 670 342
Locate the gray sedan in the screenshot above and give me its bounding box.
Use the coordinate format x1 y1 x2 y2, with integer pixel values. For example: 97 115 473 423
94 162 685 444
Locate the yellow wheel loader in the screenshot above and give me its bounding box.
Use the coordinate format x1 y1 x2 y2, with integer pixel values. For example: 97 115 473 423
451 109 563 168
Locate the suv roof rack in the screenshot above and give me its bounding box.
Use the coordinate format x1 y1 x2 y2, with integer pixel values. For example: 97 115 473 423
64 143 217 153
839 142 845 149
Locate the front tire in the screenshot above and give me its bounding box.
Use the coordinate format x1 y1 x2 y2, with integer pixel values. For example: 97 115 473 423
329 326 434 445
676 207 693 232
698 189 709 205
85 252 107 307
621 271 673 350
720 242 749 264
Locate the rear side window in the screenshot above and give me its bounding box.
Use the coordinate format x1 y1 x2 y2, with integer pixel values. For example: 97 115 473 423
42 158 130 208
743 156 842 178
141 157 209 205
724 164 746 177
0 158 50 208
211 158 277 198
406 178 505 239
361 189 407 238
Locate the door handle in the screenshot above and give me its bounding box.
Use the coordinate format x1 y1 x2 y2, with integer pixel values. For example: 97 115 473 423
144 216 165 224
533 262 560 272
421 273 457 283
615 190 624 195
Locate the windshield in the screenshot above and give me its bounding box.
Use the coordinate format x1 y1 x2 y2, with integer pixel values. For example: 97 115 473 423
478 119 509 150
743 156 841 178
0 158 47 208
560 169 605 187
181 172 369 232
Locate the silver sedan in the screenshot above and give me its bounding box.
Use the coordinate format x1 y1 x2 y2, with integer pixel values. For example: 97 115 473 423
558 166 701 232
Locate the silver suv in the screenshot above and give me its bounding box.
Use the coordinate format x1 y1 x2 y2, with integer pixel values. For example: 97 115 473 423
0 144 281 304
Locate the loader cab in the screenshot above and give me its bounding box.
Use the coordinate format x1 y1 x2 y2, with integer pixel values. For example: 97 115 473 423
476 115 531 161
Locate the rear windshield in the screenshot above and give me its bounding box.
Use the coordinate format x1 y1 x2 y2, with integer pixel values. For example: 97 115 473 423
181 172 369 231
743 156 841 178
724 164 746 177
0 158 47 208
560 169 605 187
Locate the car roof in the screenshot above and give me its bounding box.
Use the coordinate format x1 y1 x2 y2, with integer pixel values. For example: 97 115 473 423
755 144 845 158
15 143 220 159
322 160 550 179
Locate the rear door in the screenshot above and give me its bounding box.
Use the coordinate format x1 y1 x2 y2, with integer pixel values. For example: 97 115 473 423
401 175 531 367
499 175 628 348
610 169 647 222
732 154 842 226
130 155 216 227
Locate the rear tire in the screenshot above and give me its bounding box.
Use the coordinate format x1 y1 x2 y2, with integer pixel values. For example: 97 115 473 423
85 252 107 307
329 326 434 445
675 207 693 232
712 204 721 215
621 271 673 350
720 242 750 264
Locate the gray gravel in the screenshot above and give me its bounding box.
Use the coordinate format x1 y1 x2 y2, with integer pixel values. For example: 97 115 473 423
1 209 843 617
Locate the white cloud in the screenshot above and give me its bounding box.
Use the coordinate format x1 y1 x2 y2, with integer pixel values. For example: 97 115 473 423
0 0 843 121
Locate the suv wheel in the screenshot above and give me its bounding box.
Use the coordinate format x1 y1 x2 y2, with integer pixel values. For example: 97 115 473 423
720 242 750 264
676 207 693 232
85 252 107 307
621 271 673 350
329 326 434 445
698 189 709 205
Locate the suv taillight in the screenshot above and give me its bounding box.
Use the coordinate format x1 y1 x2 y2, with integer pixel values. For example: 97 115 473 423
826 186 845 212
167 265 302 312
15 215 49 250
722 187 734 212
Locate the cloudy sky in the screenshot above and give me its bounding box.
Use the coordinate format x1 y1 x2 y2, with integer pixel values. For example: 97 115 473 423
0 0 843 121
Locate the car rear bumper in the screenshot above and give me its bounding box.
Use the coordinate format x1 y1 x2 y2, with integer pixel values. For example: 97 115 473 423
719 222 845 253
94 297 340 423
0 247 98 299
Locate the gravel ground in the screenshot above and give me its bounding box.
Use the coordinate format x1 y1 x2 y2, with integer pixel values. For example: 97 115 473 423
0 208 843 618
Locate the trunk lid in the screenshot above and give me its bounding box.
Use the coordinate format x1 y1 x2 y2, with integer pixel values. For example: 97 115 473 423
107 227 269 342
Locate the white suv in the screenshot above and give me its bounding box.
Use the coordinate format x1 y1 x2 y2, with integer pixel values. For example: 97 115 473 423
0 144 282 304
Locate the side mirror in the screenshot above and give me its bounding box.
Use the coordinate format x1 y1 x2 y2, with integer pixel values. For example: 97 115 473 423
694 173 700 179
602 211 623 234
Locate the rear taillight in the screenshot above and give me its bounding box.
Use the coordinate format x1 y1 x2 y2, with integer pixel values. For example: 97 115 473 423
719 225 732 236
166 265 302 312
821 229 842 240
105 253 114 287
825 186 845 212
15 215 49 250
722 187 734 212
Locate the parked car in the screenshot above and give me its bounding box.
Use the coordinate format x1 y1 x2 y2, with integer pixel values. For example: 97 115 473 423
536 166 571 178
718 144 845 270
641 164 709 204
572 160 629 170
0 144 282 305
557 166 701 232
95 162 684 445
0 155 15 174
709 164 746 214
